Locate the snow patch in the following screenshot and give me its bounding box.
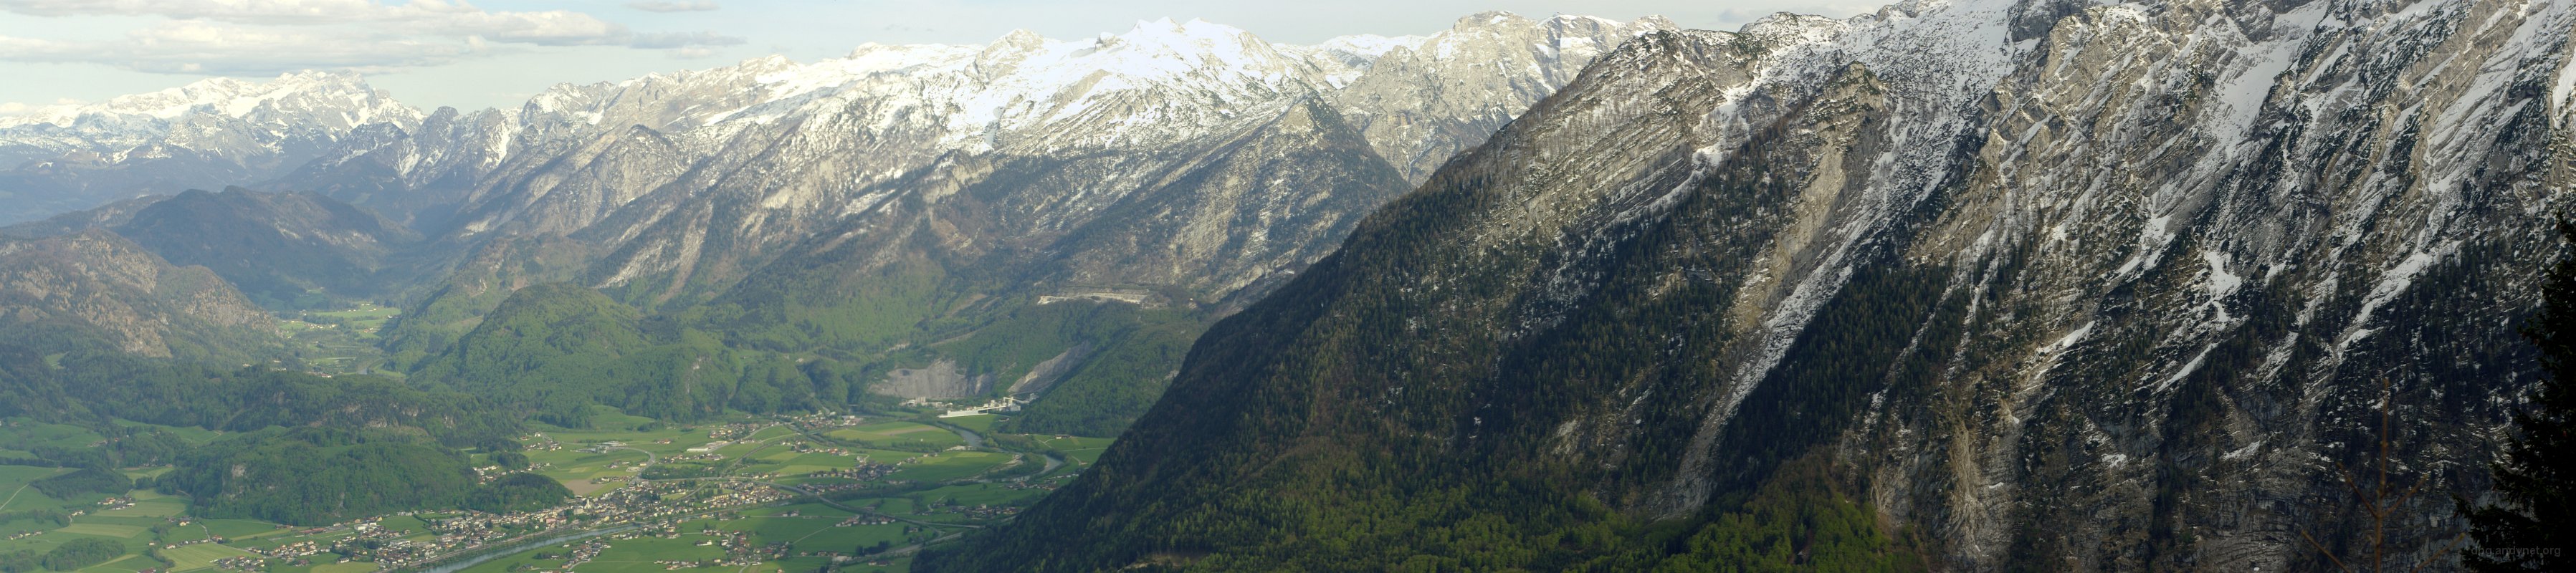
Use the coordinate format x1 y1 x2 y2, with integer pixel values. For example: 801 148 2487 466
2203 250 2241 296
2223 441 2263 461
2043 321 2096 354
2557 47 2576 124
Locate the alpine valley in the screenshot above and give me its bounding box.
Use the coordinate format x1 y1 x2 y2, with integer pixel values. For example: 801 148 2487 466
0 0 2568 572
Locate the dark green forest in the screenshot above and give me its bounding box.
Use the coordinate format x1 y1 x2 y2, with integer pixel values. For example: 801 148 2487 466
938 302 1208 437
406 281 1209 435
28 468 129 499
159 428 568 525
407 282 874 425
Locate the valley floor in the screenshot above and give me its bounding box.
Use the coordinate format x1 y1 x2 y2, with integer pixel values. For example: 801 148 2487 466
0 410 1108 573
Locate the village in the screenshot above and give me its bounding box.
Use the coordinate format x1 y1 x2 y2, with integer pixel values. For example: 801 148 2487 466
0 410 1104 573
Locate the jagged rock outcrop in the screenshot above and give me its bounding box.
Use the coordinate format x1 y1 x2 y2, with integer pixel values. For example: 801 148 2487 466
932 0 2576 570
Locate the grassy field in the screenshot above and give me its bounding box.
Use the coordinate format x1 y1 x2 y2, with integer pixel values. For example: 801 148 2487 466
884 451 1009 483
1 517 150 562
730 516 835 544
841 554 912 573
742 504 851 519
307 304 400 332
0 420 104 458
580 536 725 572
781 523 916 554
94 493 186 519
57 523 147 538
263 562 381 573
847 498 915 516
0 465 71 511
455 545 568 573
201 519 287 541
526 446 650 496
823 421 963 451
0 410 1059 573
161 541 259 570
736 451 858 478
938 415 1000 435
911 483 1048 509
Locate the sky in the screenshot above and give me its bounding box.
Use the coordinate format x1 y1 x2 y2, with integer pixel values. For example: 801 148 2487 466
0 1 1887 113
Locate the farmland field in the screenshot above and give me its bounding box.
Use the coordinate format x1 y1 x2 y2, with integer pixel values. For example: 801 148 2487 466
936 415 999 435
161 541 259 570
883 451 1009 483
1 410 1082 573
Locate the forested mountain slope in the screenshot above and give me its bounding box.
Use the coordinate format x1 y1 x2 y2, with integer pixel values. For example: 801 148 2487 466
931 0 2576 569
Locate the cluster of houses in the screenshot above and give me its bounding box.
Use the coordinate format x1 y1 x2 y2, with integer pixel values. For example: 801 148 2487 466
806 463 897 482
834 515 895 527
785 412 869 430
247 539 328 559
707 424 763 440
951 505 1021 520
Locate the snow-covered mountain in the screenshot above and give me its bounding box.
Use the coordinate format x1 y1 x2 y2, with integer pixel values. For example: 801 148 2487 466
0 71 421 223
4 11 1666 330
932 0 2576 569
254 12 1661 357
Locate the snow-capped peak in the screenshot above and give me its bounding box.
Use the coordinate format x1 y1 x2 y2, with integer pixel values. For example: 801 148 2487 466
0 70 417 130
1313 34 1428 61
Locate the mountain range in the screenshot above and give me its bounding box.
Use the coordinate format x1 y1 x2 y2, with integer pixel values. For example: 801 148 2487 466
0 12 1674 431
927 0 2576 569
1 0 2570 570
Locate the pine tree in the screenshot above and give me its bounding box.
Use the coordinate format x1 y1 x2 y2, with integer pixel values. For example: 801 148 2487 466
2461 221 2576 571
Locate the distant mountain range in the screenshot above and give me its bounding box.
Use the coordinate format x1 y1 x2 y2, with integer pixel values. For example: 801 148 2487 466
0 12 1673 432
4 1 2570 569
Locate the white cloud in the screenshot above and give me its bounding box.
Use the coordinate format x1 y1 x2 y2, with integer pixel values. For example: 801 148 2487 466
0 21 482 74
0 0 739 74
626 1 715 13
628 31 742 49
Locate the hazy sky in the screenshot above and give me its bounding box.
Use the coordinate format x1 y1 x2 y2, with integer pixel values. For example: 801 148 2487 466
0 1 1886 113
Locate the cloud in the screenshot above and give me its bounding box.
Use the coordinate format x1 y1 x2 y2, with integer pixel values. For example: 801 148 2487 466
0 0 739 73
0 21 482 74
628 31 741 49
626 1 716 13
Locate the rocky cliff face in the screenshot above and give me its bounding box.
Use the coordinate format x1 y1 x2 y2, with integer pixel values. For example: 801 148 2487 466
937 0 2576 570
0 230 279 360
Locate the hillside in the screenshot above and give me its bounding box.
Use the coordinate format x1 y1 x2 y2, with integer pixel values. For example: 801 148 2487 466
929 0 2576 570
110 188 428 308
0 229 280 361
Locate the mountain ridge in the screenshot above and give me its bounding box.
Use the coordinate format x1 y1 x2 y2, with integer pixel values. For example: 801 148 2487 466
928 0 2576 569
